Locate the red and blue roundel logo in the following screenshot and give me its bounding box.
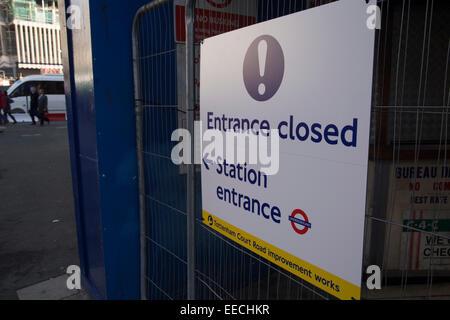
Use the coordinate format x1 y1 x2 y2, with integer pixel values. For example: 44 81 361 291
289 209 311 235
206 0 233 8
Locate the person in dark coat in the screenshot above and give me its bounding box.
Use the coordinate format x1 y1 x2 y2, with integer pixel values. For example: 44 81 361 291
3 91 17 124
37 87 50 126
29 86 39 125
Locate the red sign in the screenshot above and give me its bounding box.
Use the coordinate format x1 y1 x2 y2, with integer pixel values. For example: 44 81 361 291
206 0 233 9
175 5 256 43
41 68 62 74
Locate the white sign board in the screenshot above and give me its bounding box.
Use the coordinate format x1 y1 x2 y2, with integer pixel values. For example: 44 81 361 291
200 0 375 300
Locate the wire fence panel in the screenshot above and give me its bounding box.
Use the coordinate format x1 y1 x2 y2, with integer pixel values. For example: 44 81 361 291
133 0 450 300
364 0 450 300
133 0 188 300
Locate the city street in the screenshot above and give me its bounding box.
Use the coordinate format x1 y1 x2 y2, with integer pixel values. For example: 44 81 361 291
0 122 80 299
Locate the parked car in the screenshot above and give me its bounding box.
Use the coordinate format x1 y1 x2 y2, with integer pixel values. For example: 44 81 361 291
7 74 65 115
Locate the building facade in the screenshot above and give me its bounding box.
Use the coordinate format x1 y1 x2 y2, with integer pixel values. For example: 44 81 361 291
0 0 61 81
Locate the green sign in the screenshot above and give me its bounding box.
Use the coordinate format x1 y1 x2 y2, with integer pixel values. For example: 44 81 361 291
403 219 450 232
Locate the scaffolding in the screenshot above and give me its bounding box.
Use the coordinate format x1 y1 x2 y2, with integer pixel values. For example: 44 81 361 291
11 0 59 25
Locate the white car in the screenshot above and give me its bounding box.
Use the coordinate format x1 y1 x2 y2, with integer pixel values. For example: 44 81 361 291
7 74 65 115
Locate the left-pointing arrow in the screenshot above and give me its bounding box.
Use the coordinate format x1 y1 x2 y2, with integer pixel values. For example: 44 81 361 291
202 153 213 170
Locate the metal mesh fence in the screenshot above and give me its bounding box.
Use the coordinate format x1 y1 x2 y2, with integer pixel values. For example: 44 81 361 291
133 1 186 299
364 0 450 299
132 0 450 300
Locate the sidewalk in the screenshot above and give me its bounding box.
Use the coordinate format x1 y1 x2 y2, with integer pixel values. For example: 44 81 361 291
0 122 81 299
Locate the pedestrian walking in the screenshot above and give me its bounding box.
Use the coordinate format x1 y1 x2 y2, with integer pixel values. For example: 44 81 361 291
29 86 39 125
3 91 17 124
0 90 8 125
37 87 50 126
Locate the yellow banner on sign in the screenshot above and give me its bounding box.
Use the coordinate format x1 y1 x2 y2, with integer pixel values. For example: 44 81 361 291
202 210 361 300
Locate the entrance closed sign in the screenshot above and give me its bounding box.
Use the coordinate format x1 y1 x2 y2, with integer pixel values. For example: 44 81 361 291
200 0 376 300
